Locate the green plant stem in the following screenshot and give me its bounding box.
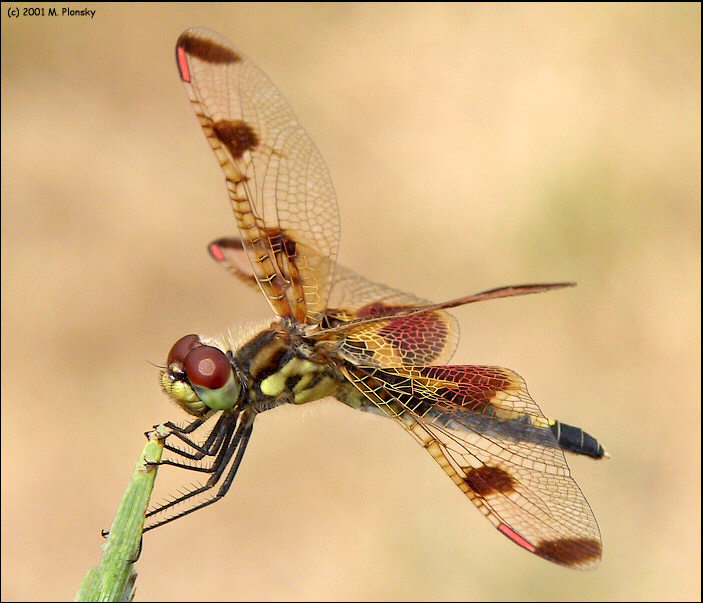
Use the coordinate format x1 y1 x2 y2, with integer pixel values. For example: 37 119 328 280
75 425 168 602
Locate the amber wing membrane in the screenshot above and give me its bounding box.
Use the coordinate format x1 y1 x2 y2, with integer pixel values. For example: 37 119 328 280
208 236 460 366
206 239 601 567
329 295 460 368
181 30 600 569
341 363 602 569
326 282 572 369
176 28 339 324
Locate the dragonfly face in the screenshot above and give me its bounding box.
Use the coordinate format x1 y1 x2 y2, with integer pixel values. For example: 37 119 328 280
149 27 606 570
161 334 242 416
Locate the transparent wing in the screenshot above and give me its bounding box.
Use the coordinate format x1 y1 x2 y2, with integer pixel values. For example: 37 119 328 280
340 363 603 569
326 282 572 369
208 236 460 366
176 28 339 324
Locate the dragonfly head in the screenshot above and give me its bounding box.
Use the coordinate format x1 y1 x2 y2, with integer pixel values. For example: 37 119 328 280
160 334 242 417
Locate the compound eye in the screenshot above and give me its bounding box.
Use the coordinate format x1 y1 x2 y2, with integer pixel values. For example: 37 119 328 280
167 334 202 368
184 345 230 390
161 335 240 414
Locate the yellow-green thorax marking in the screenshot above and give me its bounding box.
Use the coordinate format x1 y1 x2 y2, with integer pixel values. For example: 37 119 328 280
236 326 342 409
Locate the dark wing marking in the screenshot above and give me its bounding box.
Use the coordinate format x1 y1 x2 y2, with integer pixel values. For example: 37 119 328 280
340 363 603 569
208 236 460 366
177 28 339 324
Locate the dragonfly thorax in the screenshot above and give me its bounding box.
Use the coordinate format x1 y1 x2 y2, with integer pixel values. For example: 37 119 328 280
233 326 341 409
161 326 342 418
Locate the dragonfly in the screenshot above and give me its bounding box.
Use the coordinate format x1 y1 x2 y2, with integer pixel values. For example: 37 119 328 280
147 27 606 570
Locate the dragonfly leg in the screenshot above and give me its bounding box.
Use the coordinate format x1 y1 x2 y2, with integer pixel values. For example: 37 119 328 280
143 411 254 531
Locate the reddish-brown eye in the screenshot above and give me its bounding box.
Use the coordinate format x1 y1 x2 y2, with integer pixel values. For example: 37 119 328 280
184 345 230 389
167 334 202 367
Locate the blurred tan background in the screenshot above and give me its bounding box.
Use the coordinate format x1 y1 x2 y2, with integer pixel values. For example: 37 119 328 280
2 3 700 601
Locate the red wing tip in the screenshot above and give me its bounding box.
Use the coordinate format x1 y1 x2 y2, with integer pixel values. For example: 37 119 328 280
498 524 602 569
208 242 226 262
176 45 191 82
498 523 536 553
176 29 240 74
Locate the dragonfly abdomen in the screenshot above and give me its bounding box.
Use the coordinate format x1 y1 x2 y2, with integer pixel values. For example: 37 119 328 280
549 420 605 459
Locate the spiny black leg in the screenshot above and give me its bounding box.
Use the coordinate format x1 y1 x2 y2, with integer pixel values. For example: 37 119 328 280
143 411 254 531
144 425 237 519
209 419 253 496
163 417 208 435
161 413 232 460
143 416 208 450
156 414 236 473
143 421 253 531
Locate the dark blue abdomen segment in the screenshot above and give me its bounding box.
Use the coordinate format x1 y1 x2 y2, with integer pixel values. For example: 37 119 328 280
550 421 605 459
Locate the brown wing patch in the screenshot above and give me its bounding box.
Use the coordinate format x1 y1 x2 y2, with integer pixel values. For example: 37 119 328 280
213 120 259 159
176 27 340 325
176 31 240 65
463 465 516 497
340 362 602 569
535 537 603 567
265 228 298 258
